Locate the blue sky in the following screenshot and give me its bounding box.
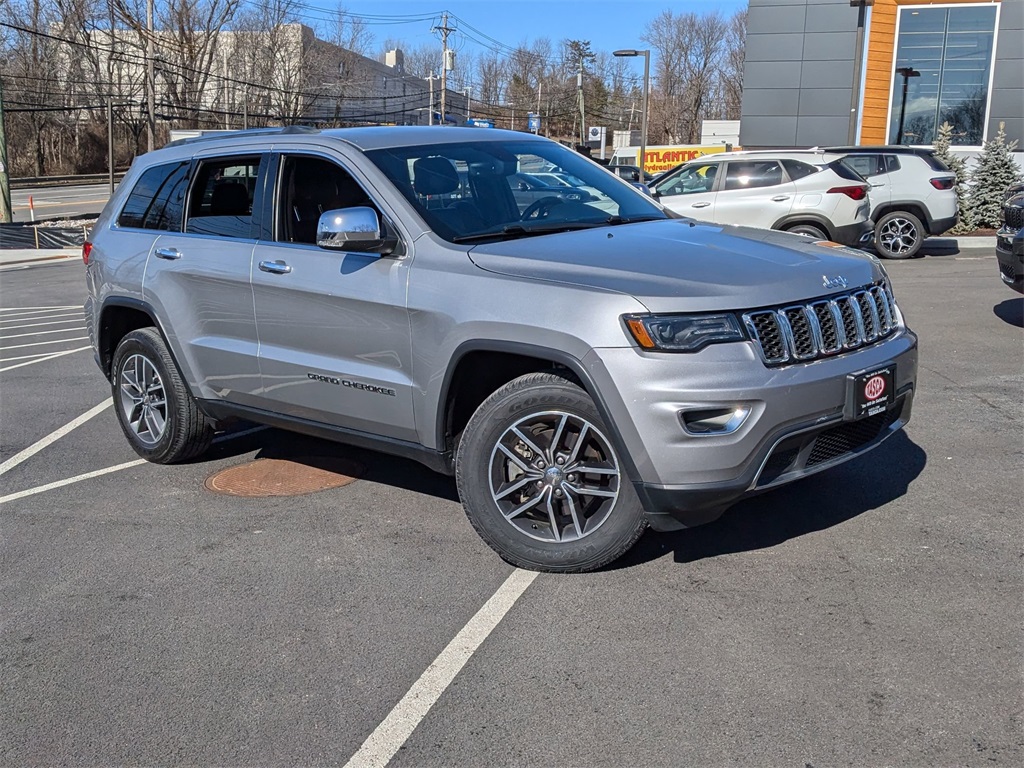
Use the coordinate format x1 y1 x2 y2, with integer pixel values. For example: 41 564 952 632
315 1 747 62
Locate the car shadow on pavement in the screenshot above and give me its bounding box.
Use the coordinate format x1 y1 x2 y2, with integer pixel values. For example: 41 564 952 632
612 431 927 570
993 298 1023 328
918 237 960 257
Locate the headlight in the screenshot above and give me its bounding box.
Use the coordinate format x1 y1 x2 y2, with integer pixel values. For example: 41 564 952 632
624 313 745 352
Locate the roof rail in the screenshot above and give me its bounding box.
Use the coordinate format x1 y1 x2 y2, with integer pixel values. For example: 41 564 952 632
164 125 321 148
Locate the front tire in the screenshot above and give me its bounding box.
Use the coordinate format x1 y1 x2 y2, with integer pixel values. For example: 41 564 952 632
111 327 213 463
875 211 924 259
455 372 647 573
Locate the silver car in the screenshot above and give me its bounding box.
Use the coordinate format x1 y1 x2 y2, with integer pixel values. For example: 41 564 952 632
85 127 918 572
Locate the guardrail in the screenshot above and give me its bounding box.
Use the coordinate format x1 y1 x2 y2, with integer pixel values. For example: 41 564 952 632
10 172 128 189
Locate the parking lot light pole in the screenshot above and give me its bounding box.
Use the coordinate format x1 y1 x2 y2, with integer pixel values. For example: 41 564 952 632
614 49 649 179
895 66 921 145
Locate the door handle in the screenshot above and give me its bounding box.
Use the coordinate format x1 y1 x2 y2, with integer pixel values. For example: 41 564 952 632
771 196 791 202
258 259 292 275
691 201 711 208
155 247 181 260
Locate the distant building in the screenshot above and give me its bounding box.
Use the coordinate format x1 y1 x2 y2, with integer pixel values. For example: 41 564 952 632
739 0 1022 159
63 24 465 128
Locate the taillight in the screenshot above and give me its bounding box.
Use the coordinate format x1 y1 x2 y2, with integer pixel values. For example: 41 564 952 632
930 177 954 190
827 185 867 201
82 242 93 265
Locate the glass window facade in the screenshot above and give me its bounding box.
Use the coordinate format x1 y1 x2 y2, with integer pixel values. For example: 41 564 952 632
888 4 998 146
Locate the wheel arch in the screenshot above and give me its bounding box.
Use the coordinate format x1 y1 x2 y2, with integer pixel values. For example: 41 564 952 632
97 297 163 379
772 212 834 238
871 202 931 233
435 340 643 484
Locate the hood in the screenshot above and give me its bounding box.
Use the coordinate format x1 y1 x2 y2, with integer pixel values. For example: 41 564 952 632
468 219 885 313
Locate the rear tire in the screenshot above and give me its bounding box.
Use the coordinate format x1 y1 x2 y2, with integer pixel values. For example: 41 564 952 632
874 211 924 259
455 372 647 573
111 328 213 464
785 223 828 240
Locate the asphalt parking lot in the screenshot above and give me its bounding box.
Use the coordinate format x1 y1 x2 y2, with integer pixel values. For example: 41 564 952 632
1 249 1021 767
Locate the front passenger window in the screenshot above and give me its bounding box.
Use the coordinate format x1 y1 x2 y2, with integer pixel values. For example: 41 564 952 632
185 157 261 239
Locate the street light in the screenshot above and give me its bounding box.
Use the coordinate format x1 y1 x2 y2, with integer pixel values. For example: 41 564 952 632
895 66 921 145
613 49 649 179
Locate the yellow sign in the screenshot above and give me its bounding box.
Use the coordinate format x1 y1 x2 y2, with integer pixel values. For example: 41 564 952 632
641 145 728 175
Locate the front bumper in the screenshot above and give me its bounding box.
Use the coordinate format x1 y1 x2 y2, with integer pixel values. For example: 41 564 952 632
585 327 919 530
833 219 874 248
996 226 1023 293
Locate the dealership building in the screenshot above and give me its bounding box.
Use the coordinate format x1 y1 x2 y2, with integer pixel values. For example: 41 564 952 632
739 0 1023 158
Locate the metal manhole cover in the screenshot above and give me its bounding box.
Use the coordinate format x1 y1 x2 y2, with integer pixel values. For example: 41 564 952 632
205 457 364 497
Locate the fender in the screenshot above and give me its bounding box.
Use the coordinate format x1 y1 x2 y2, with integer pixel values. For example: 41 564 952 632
435 339 645 485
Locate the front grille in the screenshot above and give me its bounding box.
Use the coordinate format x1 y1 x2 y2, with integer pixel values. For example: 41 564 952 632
999 260 1016 282
1004 205 1024 230
743 283 899 366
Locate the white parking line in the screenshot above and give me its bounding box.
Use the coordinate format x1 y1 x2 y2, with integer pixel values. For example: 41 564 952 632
0 305 80 312
0 336 89 351
0 318 87 331
0 459 147 504
0 327 88 340
0 346 92 372
0 425 268 505
342 568 539 768
0 308 82 319
0 399 112 477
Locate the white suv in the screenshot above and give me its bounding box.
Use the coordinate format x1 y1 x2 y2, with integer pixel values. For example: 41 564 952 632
650 151 873 248
822 147 958 259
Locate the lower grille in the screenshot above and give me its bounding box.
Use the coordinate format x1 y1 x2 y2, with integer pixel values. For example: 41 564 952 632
755 400 904 488
806 406 902 467
999 260 1016 282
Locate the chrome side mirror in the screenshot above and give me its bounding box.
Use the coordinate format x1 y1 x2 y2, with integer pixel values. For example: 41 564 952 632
316 206 395 254
632 182 653 197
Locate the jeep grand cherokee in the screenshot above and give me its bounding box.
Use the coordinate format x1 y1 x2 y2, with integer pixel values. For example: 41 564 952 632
85 126 918 572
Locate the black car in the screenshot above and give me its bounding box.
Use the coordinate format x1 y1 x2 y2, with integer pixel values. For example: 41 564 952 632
996 189 1024 293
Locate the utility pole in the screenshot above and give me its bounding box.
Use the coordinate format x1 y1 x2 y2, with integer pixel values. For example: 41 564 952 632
146 0 155 151
107 99 115 194
577 59 586 145
426 72 437 125
433 12 455 125
0 78 11 223
465 87 471 120
223 54 229 129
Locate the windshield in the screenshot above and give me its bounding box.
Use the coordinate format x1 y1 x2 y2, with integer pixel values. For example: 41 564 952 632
365 139 667 242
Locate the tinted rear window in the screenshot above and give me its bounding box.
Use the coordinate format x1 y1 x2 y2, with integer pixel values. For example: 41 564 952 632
828 160 866 182
922 152 950 172
118 162 190 230
782 160 820 181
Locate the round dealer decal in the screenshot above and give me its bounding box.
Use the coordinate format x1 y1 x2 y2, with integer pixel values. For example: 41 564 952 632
864 375 887 401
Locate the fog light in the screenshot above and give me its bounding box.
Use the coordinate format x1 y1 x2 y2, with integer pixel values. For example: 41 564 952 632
681 406 751 436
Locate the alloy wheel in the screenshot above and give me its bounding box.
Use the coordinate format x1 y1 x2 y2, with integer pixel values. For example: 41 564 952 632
118 353 167 446
488 410 620 543
878 216 919 256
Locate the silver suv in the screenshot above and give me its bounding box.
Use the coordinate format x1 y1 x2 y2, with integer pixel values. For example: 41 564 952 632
85 127 919 573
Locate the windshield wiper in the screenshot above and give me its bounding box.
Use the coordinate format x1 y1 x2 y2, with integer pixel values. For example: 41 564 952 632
603 215 665 226
452 221 607 243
